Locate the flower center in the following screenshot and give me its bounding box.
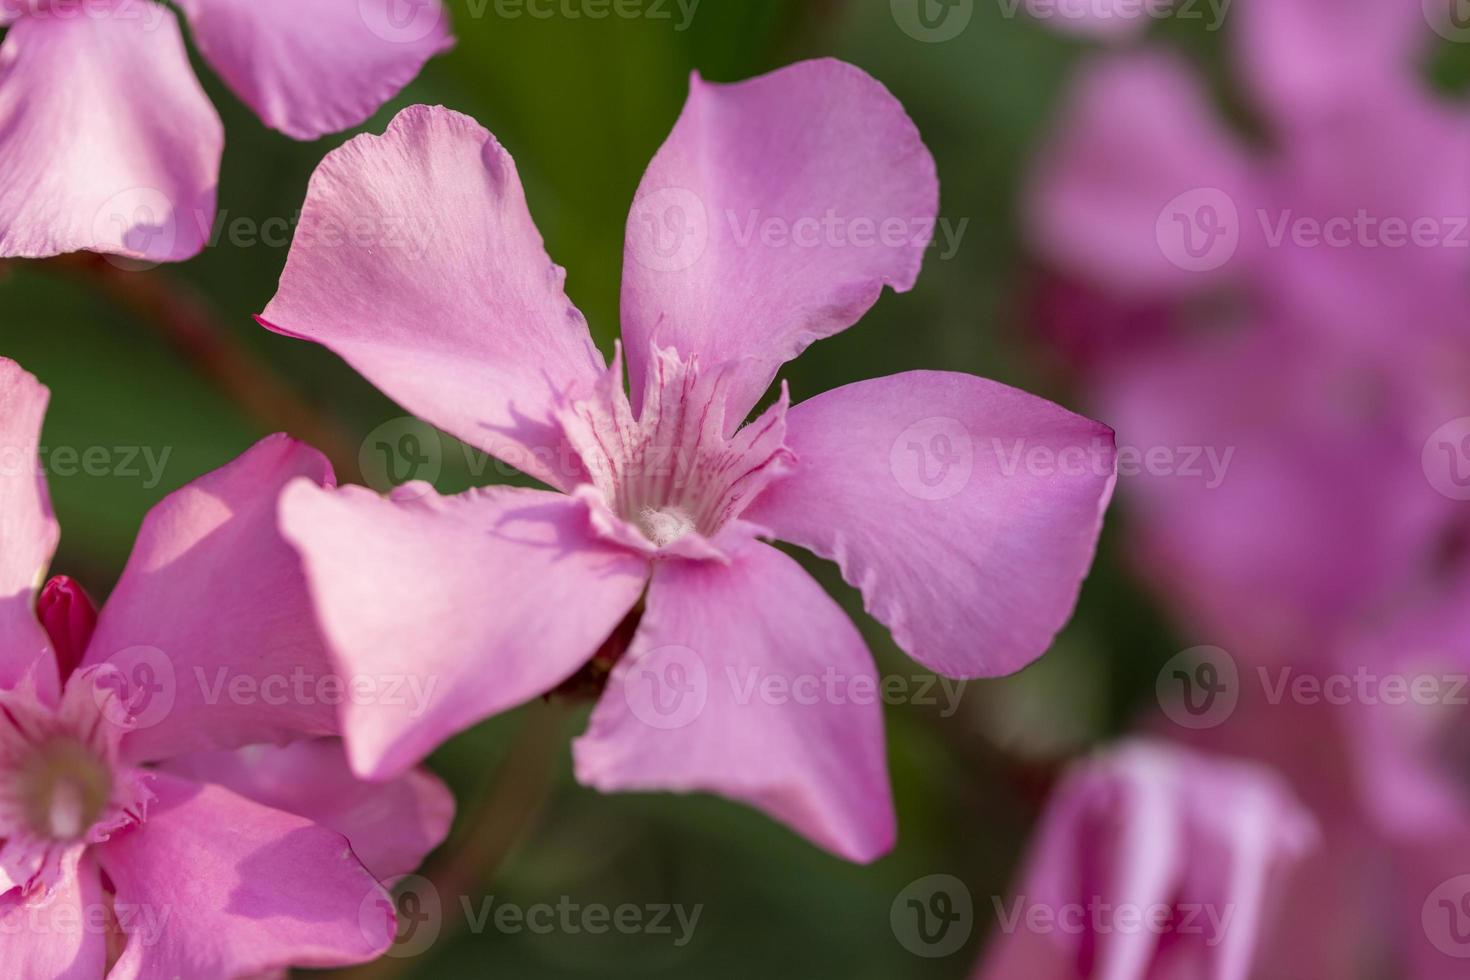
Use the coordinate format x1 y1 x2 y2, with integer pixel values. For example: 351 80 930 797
11 738 113 842
555 345 795 552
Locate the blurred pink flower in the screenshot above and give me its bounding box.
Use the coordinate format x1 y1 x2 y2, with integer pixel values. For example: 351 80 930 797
0 0 453 263
975 739 1316 980
1026 15 1470 658
259 59 1118 862
1167 677 1470 978
0 358 452 977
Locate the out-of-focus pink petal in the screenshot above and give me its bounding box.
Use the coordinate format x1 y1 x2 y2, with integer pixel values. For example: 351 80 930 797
81 436 339 764
0 854 106 979
279 482 649 780
161 739 453 882
1097 329 1444 662
98 773 392 979
36 576 98 685
0 359 58 691
0 0 221 262
1261 97 1470 359
620 59 937 424
975 740 1316 980
175 0 453 140
259 105 605 491
745 371 1115 679
1027 51 1260 298
1338 572 1470 840
573 541 894 863
1234 0 1430 126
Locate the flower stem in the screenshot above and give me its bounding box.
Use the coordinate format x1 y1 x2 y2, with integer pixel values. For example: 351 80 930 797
40 255 359 478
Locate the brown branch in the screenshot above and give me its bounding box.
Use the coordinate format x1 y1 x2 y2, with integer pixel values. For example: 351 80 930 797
38 254 359 479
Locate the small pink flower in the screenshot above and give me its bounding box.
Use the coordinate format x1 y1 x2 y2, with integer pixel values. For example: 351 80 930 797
260 59 1117 862
975 740 1316 980
0 0 454 263
0 358 453 977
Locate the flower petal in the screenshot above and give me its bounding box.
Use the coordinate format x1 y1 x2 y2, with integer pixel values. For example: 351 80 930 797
98 772 392 979
573 540 894 863
620 58 938 423
160 739 453 882
1235 0 1430 126
0 0 221 262
279 482 649 779
745 371 1116 679
175 0 453 141
1026 51 1260 297
0 359 58 691
81 436 339 764
977 740 1316 980
0 855 106 980
259 105 606 491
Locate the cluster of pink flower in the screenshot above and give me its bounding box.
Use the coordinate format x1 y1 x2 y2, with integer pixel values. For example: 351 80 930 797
0 3 1134 976
988 1 1470 977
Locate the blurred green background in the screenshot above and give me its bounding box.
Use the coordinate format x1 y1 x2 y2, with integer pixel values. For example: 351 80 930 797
0 1 1230 976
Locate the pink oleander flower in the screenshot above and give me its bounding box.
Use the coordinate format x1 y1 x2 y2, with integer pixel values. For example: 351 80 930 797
1025 8 1470 661
0 0 453 263
0 359 453 977
257 58 1118 862
975 739 1316 980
